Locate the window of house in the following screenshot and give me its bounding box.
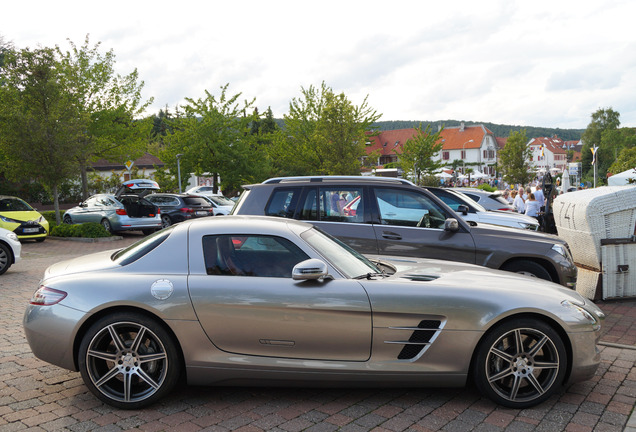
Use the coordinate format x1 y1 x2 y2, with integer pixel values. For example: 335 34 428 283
442 151 450 160
202 234 309 278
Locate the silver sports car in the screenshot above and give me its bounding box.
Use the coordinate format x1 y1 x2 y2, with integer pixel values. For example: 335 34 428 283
24 216 604 410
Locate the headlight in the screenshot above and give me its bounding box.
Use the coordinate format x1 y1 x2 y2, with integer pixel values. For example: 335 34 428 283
552 244 573 262
561 300 597 324
7 232 19 242
0 215 19 223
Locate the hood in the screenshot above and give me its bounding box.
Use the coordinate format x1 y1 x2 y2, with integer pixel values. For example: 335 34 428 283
0 210 45 223
469 222 564 245
44 249 121 280
370 254 582 302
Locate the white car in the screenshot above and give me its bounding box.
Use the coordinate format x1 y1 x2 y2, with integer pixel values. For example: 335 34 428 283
427 187 540 230
0 226 21 275
186 187 235 215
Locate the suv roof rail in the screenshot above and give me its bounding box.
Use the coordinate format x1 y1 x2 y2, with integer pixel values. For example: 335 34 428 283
263 176 416 186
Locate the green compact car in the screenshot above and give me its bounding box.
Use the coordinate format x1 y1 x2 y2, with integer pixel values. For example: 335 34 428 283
0 196 49 241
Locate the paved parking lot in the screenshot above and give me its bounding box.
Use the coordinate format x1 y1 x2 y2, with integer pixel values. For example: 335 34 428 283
1 235 635 432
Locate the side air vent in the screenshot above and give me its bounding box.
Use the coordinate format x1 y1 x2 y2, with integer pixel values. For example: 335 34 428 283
386 319 444 361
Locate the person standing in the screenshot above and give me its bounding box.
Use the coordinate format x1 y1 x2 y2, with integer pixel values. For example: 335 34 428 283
514 187 526 213
524 193 541 219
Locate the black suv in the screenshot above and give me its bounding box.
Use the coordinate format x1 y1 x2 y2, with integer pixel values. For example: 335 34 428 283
232 176 577 288
145 193 214 228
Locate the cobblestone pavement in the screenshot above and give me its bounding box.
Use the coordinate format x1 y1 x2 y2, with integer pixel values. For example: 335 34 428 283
1 235 635 432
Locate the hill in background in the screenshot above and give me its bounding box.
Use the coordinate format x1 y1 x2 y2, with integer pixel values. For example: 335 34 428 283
274 119 584 141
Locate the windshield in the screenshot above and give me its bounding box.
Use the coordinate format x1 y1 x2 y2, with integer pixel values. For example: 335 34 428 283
300 228 379 279
208 195 235 206
456 192 488 212
111 227 174 265
0 197 34 211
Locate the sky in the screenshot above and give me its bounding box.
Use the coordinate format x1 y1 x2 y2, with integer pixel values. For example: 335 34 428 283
3 0 636 130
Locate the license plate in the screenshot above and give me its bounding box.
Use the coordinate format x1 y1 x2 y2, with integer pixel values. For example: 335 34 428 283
23 228 39 233
196 211 208 216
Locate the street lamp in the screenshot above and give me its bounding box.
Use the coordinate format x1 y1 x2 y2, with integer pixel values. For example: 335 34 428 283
176 154 183 193
462 140 474 173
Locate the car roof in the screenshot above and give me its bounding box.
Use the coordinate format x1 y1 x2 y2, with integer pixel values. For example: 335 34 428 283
261 176 417 186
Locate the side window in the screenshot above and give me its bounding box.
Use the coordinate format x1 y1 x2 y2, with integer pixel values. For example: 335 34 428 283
374 188 447 229
202 234 310 278
298 189 318 220
434 192 464 212
265 188 300 218
319 188 363 222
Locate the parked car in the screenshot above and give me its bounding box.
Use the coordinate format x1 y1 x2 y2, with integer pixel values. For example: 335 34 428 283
451 188 516 211
185 185 220 196
0 226 21 274
199 194 235 215
0 195 49 241
232 176 577 287
23 216 603 410
63 179 162 234
145 193 214 228
425 187 539 230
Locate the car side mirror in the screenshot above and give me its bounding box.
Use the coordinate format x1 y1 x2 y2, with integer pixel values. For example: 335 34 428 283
444 218 460 232
292 259 328 280
457 204 469 215
79 202 87 208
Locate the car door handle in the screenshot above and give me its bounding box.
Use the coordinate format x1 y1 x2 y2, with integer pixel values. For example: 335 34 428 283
382 231 402 240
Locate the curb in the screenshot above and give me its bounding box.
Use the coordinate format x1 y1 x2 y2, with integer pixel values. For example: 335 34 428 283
47 235 125 243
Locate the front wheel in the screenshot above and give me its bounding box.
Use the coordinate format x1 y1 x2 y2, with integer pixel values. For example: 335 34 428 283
501 260 552 282
63 214 72 224
78 312 181 409
473 318 567 408
161 215 172 228
0 243 12 275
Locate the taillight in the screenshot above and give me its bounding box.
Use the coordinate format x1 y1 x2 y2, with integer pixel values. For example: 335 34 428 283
180 207 194 213
30 286 67 306
498 208 514 211
115 209 127 215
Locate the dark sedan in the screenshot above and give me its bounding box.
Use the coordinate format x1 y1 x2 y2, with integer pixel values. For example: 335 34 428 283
145 193 214 228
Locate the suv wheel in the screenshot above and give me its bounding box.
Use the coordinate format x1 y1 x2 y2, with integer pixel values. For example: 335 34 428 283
501 260 551 281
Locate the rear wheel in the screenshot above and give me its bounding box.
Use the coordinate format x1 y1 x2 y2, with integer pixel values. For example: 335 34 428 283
0 243 12 275
501 260 552 281
78 312 181 409
101 218 112 233
161 215 172 228
473 318 567 408
63 214 72 224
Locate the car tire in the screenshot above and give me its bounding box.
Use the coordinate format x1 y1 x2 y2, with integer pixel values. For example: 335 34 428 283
161 215 172 228
35 237 45 243
63 215 72 224
501 260 552 281
142 229 157 236
472 318 567 409
78 312 181 409
101 218 112 233
0 243 12 275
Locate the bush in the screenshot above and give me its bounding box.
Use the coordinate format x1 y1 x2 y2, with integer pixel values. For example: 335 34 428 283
478 183 496 192
50 222 111 238
41 211 58 229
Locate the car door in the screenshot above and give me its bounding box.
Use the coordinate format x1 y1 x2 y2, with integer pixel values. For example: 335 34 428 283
370 186 477 264
187 232 373 361
72 196 106 224
295 186 380 254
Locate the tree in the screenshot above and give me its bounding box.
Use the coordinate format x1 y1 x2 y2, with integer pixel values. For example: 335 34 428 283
0 47 83 223
498 130 533 186
399 124 444 185
166 84 267 193
580 107 620 183
271 82 381 175
56 35 153 198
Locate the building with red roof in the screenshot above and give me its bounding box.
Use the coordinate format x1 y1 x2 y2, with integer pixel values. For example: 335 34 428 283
528 136 568 173
365 123 498 176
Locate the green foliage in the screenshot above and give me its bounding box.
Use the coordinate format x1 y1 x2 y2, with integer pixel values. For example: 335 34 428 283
419 174 441 187
400 124 444 185
270 82 381 176
478 183 496 192
51 222 110 238
165 84 268 192
609 147 636 176
41 211 58 229
498 130 533 186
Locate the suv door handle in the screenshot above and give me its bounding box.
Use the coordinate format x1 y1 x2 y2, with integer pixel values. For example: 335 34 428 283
381 231 402 240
